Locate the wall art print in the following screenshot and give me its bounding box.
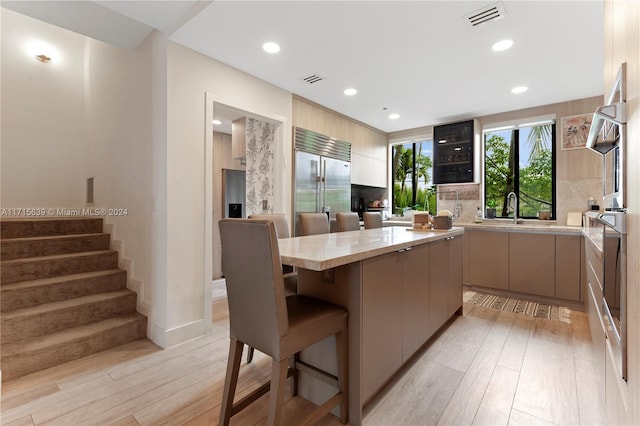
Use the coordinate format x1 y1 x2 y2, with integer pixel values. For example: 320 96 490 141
561 113 592 150
245 117 275 216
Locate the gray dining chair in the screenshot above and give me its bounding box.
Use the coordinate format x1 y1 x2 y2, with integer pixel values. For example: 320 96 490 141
298 213 330 236
336 212 361 232
218 219 348 425
247 214 297 362
363 211 383 229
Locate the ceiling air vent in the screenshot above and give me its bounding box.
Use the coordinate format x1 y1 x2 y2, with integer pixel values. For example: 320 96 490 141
465 2 507 27
301 73 324 84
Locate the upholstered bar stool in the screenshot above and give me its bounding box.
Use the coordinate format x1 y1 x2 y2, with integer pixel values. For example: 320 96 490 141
298 212 330 236
247 214 297 363
248 213 297 281
336 212 361 232
363 211 383 229
218 219 348 426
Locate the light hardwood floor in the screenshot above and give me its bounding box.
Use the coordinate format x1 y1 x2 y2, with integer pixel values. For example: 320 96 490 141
0 293 607 425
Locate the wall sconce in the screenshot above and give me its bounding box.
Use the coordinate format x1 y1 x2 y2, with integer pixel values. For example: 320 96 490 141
36 54 51 63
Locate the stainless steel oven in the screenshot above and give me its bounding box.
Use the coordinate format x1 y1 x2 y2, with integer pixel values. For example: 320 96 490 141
597 211 627 380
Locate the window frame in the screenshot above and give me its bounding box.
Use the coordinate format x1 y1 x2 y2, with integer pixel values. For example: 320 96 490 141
391 138 435 214
483 122 557 220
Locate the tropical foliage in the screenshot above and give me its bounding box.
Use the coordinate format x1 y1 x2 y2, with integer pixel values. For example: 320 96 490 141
485 124 553 218
392 143 436 215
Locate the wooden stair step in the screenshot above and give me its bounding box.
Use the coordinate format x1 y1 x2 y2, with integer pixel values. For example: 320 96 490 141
1 289 138 343
1 269 127 312
0 218 103 239
1 250 118 284
0 313 147 381
1 233 111 261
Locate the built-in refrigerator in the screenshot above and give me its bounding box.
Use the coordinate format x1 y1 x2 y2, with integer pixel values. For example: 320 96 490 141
294 127 351 235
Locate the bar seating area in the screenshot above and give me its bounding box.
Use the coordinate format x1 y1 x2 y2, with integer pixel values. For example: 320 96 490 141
218 219 349 426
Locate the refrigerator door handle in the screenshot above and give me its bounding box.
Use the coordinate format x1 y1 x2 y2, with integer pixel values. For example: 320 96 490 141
322 159 327 210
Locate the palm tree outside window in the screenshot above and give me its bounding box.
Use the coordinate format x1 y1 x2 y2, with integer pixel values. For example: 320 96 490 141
391 139 436 216
484 122 556 219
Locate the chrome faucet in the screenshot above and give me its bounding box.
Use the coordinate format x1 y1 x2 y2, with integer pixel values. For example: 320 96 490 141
507 191 518 224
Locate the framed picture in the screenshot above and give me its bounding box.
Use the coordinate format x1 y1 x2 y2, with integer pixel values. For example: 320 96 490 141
561 113 592 150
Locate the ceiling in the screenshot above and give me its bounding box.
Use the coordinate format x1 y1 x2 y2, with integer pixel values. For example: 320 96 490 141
3 1 604 133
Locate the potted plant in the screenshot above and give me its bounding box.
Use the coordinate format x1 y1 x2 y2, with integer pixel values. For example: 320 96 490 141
486 199 497 219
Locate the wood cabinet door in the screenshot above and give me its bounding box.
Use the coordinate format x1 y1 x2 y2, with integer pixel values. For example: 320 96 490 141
555 235 582 301
448 236 463 316
466 230 509 290
429 239 449 336
509 233 555 297
362 252 403 401
402 244 430 361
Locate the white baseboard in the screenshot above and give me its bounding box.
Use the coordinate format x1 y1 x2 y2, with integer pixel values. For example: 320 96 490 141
150 319 208 349
212 278 226 300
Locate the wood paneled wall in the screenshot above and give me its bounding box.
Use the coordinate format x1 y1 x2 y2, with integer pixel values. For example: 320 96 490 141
605 1 640 424
292 96 387 160
293 96 389 188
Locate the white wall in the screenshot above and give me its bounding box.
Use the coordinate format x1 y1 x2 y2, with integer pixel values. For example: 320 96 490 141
1 9 295 348
1 8 157 336
1 9 88 207
163 42 293 345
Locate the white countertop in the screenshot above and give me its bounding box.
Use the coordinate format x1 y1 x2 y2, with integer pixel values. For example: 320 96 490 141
457 221 582 234
279 226 464 271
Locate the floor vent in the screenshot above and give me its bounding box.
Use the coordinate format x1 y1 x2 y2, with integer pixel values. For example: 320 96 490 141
301 73 324 84
465 1 507 27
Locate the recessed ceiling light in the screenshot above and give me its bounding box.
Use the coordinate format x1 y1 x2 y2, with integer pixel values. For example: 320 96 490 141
212 119 222 125
344 88 357 96
511 86 528 94
262 42 280 54
389 113 400 120
492 39 514 52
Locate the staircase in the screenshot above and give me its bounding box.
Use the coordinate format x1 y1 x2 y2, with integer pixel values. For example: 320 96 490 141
0 217 147 381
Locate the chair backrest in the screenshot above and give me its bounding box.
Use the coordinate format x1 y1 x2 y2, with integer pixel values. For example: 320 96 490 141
363 211 383 229
336 212 360 232
248 214 290 238
219 219 288 355
298 213 330 236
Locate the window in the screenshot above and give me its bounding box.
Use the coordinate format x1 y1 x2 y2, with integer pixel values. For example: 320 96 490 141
391 139 436 216
484 122 556 219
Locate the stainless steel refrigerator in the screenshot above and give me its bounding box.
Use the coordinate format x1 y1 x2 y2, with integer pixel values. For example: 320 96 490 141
294 127 351 235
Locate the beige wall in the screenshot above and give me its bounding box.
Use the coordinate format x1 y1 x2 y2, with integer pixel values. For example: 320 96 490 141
1 9 156 328
604 1 639 424
0 9 295 349
1 9 88 207
165 41 293 345
388 96 604 225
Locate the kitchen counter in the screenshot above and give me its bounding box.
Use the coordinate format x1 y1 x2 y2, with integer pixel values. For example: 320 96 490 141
279 225 464 425
279 226 463 270
457 220 582 235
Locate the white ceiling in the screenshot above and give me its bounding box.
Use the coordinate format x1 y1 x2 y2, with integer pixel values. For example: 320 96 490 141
3 0 604 133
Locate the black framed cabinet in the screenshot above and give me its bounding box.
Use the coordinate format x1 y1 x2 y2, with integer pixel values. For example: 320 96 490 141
433 120 475 184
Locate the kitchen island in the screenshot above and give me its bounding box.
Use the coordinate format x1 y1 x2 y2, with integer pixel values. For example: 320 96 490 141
279 226 464 425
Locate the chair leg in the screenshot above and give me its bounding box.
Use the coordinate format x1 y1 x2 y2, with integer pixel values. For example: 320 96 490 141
267 358 289 426
246 345 255 363
335 329 349 424
219 338 243 426
289 354 298 396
